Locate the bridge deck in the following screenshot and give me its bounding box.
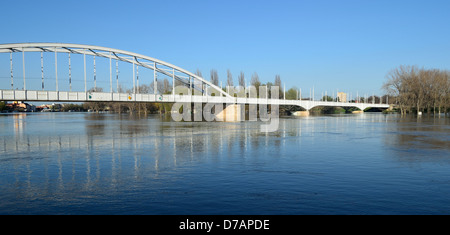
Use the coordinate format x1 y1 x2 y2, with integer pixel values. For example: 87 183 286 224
0 89 389 110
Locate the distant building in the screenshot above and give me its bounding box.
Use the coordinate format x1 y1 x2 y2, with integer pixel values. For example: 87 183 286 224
337 92 347 102
36 103 61 112
6 101 36 112
36 104 51 112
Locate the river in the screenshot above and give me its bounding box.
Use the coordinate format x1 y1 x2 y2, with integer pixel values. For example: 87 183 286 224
0 112 449 214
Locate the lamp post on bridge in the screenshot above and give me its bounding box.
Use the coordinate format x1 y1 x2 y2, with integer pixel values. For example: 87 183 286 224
154 61 157 99
84 51 87 93
10 52 13 90
22 49 26 91
94 55 96 92
55 50 58 92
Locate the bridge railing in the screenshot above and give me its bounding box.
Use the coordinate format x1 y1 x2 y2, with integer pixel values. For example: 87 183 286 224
0 89 390 111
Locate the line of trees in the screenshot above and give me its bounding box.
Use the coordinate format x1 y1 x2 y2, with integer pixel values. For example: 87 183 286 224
205 69 288 98
83 84 168 114
83 100 161 114
0 101 6 112
383 65 450 115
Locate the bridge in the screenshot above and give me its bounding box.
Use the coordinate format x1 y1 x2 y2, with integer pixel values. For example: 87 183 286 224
0 43 389 113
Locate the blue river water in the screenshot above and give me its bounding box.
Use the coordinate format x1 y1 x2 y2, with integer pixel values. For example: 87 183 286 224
0 112 449 214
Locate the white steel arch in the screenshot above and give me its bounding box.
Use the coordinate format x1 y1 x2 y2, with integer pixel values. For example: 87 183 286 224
0 42 390 113
0 42 232 98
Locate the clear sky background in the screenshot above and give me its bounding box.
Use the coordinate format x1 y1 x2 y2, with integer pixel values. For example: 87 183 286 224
1 0 450 97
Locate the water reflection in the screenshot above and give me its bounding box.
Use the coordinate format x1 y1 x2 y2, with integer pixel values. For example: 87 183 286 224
84 113 107 136
13 113 26 135
1 113 290 204
0 113 449 214
384 115 450 151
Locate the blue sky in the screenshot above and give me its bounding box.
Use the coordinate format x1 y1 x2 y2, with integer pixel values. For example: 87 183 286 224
1 0 450 97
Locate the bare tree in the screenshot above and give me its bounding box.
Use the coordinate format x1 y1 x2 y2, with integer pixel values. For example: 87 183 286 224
227 69 233 87
163 78 171 94
88 87 103 92
274 75 281 87
251 72 261 96
383 65 450 115
157 81 165 94
383 65 415 115
238 71 245 87
429 69 449 115
139 84 150 94
210 69 219 86
274 74 282 99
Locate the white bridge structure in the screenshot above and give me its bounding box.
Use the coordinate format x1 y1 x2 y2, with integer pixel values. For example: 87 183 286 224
0 43 389 112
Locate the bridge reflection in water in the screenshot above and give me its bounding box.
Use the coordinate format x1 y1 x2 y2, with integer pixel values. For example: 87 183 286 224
1 113 310 200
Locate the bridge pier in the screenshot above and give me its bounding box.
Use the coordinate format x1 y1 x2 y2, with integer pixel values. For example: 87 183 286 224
292 111 310 117
215 104 243 122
